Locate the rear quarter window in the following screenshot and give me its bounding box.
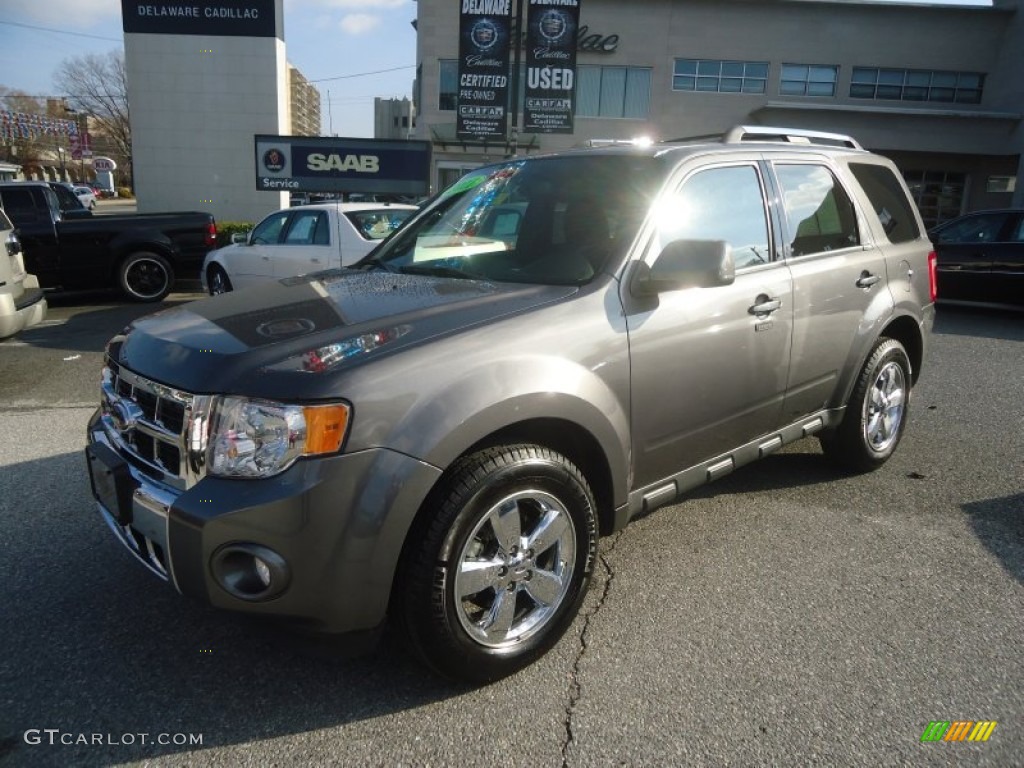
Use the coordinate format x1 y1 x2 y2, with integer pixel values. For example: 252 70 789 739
849 163 922 244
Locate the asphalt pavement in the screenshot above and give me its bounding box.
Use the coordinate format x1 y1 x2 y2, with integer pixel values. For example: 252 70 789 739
0 297 1021 767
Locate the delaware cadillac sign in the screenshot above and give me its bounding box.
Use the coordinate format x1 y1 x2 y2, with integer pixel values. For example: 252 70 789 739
121 1 279 38
457 0 513 139
255 136 431 196
524 0 581 133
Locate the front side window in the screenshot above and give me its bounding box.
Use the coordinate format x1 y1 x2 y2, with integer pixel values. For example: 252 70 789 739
363 155 666 285
673 59 768 94
250 211 291 245
653 165 771 270
774 164 860 257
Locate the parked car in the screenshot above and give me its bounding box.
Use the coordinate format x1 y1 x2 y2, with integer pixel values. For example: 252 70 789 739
0 203 47 338
0 181 217 301
929 209 1023 307
201 202 416 294
74 185 98 210
86 127 934 683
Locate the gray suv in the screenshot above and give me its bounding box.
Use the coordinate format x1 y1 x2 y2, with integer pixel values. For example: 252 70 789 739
86 126 935 683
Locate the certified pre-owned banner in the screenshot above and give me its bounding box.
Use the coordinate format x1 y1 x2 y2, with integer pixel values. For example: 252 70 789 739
524 0 580 133
254 136 431 195
457 0 513 139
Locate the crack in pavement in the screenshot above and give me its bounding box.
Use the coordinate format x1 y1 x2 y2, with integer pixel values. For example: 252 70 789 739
561 529 622 768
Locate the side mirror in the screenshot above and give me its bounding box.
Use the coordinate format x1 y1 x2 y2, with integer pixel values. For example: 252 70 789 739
231 231 250 245
633 239 735 295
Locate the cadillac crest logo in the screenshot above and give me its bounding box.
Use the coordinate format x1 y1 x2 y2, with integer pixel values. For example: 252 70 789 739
263 148 286 172
538 10 569 44
470 19 500 51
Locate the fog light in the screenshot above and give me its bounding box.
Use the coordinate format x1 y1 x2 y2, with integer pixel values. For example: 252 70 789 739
211 544 290 601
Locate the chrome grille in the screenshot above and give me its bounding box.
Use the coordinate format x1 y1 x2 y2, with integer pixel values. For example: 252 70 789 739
99 361 212 489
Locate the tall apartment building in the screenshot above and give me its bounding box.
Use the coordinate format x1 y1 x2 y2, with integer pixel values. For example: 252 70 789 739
289 64 322 136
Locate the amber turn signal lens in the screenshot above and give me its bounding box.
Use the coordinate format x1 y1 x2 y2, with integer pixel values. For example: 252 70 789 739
303 404 350 455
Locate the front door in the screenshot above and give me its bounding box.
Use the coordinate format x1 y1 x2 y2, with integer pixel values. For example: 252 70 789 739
626 159 793 489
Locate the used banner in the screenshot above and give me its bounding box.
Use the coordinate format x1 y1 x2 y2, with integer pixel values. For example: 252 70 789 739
457 0 513 139
524 0 580 133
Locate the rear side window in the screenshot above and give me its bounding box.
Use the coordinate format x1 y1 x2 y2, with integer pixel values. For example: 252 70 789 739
0 188 39 224
849 162 922 243
283 211 323 244
775 164 860 257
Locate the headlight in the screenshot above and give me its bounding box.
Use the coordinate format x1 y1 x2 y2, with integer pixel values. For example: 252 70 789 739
208 397 350 478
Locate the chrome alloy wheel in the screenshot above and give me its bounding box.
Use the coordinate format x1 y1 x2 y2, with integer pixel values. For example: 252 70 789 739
864 360 906 453
209 267 229 295
453 490 577 649
125 258 169 300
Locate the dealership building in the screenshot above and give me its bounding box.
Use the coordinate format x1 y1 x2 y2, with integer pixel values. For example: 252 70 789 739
412 0 1023 226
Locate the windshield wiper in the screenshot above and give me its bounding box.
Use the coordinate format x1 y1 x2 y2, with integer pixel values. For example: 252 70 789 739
356 256 395 273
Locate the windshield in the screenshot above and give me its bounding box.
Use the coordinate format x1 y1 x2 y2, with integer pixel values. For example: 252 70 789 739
361 154 665 285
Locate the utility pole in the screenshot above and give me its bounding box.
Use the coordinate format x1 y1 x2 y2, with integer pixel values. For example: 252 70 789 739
508 0 524 158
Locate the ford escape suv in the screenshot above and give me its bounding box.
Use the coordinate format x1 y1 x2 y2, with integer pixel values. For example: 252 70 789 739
86 126 935 683
0 203 47 338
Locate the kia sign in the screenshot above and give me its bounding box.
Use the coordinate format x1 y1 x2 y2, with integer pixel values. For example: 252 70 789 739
254 136 431 195
93 157 117 172
121 1 279 38
457 0 513 139
524 0 581 133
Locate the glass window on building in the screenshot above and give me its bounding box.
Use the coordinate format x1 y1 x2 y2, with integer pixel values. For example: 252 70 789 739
901 170 966 229
576 66 651 118
672 59 768 94
850 68 984 104
780 64 838 97
439 59 457 111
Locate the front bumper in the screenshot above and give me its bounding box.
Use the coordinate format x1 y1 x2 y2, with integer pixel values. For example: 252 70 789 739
86 410 442 633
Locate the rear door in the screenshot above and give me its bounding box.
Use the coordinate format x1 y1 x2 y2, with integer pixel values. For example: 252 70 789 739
626 156 794 488
931 211 1016 303
767 156 892 420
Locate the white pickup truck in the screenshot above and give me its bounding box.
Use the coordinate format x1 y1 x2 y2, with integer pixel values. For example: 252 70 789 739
201 202 417 294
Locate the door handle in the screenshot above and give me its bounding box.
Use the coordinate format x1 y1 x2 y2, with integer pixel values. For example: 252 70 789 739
856 272 881 288
749 296 782 315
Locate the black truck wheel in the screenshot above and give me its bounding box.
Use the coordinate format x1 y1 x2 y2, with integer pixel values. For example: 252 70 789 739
397 444 598 684
119 252 174 302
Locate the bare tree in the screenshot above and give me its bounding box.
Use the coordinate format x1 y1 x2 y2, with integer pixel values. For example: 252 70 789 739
53 51 133 187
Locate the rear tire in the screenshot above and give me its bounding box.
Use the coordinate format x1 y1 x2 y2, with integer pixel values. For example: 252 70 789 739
207 264 233 295
820 338 911 473
396 445 598 684
119 251 174 302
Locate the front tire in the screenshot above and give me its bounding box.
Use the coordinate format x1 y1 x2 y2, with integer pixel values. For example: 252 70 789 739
397 445 598 684
820 337 911 473
118 251 174 302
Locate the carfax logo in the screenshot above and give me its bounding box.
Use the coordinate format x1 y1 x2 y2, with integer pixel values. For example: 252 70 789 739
537 10 569 43
470 19 500 51
263 148 286 172
920 720 997 742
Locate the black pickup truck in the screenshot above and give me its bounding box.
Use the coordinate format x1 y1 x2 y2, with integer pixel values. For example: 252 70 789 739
0 182 216 301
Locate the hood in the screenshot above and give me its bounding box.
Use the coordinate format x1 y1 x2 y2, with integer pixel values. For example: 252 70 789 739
113 270 576 399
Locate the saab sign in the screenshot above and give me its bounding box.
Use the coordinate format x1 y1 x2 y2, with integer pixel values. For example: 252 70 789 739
255 136 431 195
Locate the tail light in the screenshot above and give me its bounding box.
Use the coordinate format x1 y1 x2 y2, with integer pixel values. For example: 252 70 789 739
205 220 217 248
927 250 937 303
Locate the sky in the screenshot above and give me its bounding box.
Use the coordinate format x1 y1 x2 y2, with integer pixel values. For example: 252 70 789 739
0 0 994 138
0 0 418 138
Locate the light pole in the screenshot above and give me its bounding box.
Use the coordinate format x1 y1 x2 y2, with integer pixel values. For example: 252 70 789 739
57 146 66 182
